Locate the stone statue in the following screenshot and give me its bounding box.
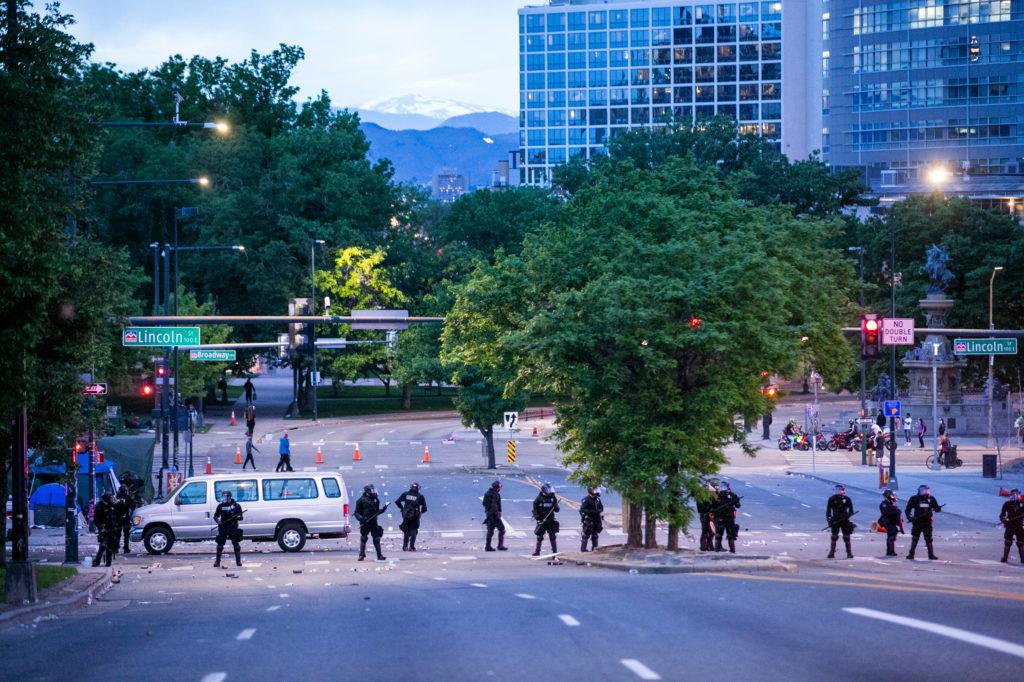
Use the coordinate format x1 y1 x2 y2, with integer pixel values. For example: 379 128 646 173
922 244 955 294
871 372 894 403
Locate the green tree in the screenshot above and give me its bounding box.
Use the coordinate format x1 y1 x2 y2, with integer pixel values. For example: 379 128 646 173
173 288 232 398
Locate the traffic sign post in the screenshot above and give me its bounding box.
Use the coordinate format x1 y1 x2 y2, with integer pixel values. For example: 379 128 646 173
188 349 236 362
507 440 517 464
882 318 915 345
503 412 519 430
123 327 201 347
883 400 901 418
81 383 107 396
953 338 1018 355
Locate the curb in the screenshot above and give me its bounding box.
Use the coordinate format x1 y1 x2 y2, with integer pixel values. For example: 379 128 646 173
785 470 990 525
561 553 797 575
0 567 113 624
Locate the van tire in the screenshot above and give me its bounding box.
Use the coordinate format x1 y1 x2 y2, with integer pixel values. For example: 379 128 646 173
277 522 306 552
143 526 174 555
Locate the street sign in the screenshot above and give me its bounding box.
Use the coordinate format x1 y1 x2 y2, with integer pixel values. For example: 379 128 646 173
503 412 519 430
189 349 236 362
953 338 1018 355
883 400 901 418
882 318 915 345
350 309 409 330
507 440 517 464
123 327 201 347
82 383 107 396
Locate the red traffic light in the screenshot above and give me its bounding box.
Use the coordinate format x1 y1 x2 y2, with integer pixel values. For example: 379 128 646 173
765 386 778 398
155 365 166 377
142 383 154 396
689 316 702 330
864 319 879 332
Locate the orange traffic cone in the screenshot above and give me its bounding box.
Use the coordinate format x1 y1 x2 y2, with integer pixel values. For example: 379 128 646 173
316 446 324 464
234 447 242 465
532 425 539 438
230 410 236 426
205 457 213 474
353 445 361 462
422 446 431 464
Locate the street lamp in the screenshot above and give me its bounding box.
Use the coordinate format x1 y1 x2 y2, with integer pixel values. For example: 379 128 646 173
310 239 326 422
988 266 1005 447
932 341 941 465
90 177 210 186
848 245 868 466
926 165 952 187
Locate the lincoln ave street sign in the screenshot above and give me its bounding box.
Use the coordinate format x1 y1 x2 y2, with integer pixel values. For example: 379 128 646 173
122 327 201 347
189 349 236 362
953 338 1018 356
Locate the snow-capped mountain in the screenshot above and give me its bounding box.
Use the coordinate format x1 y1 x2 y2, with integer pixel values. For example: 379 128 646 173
351 95 514 131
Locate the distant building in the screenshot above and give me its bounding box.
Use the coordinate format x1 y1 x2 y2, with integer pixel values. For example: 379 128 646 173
491 150 522 189
432 168 468 202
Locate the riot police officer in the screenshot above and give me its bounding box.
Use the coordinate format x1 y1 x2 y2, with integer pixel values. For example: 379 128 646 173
213 490 244 568
697 481 718 552
532 482 560 556
396 482 427 552
579 487 603 552
713 482 741 553
878 488 903 557
999 487 1024 563
115 485 135 555
905 484 941 560
91 492 119 567
354 484 387 561
482 480 507 552
825 484 855 559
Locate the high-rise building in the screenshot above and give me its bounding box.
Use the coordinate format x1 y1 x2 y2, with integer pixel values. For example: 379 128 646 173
517 0 822 185
432 168 469 202
822 0 1024 209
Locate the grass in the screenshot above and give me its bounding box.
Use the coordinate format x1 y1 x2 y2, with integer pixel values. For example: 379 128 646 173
0 565 77 602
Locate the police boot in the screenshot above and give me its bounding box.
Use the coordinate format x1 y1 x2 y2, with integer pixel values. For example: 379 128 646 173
728 539 736 554
591 536 598 551
1017 543 1024 563
1001 542 1011 563
358 539 367 561
373 538 386 561
886 538 897 557
105 548 113 567
485 529 495 551
234 547 242 567
714 536 723 552
844 537 854 559
402 533 409 551
907 537 918 560
214 549 222 568
532 537 543 556
926 540 938 560
550 536 558 554
497 532 508 551
581 537 589 552
827 537 837 559
91 551 102 568
409 531 417 552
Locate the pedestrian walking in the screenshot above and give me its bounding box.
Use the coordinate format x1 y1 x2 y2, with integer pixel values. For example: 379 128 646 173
217 376 228 403
918 417 927 448
905 484 941 560
875 409 886 429
902 413 913 446
276 433 293 472
354 484 387 561
878 489 903 558
213 490 244 568
761 412 772 440
532 482 560 556
713 482 742 553
579 487 604 552
243 377 256 403
938 418 946 437
91 492 119 567
999 488 1024 563
244 403 256 438
115 485 135 554
396 482 427 551
482 481 507 552
825 484 855 559
697 481 717 551
243 437 258 470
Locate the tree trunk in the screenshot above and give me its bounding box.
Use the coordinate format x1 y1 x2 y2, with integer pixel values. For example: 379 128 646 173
667 521 680 550
482 426 496 469
401 383 412 410
626 501 643 548
644 509 658 549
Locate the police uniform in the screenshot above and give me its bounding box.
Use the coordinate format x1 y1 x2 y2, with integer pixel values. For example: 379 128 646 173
354 487 386 561
214 495 244 567
713 487 741 553
579 491 604 552
532 490 560 556
91 494 119 567
396 485 427 552
696 493 716 552
116 486 135 554
825 491 855 559
905 489 941 560
482 482 507 551
999 493 1024 563
878 491 902 557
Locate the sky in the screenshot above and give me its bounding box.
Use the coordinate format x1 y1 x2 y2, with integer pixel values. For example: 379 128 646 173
59 0 529 113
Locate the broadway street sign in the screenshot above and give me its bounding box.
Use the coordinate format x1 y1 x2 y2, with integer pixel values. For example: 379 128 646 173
189 349 236 362
953 338 1018 356
122 327 201 347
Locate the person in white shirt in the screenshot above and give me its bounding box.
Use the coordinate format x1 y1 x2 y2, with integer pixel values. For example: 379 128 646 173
902 414 913 446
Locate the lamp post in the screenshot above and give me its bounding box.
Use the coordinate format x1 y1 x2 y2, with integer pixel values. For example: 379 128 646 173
310 239 326 422
989 266 1004 447
849 245 868 465
932 341 941 465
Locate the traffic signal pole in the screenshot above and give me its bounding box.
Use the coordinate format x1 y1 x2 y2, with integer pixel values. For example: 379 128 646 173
160 245 171 494
888 224 899 490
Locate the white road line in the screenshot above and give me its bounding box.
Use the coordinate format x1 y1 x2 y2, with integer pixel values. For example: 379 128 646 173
236 628 256 641
844 607 1024 659
433 576 447 581
305 560 330 565
558 614 580 626
450 556 477 561
471 583 488 588
771 493 781 497
169 565 194 571
374 464 389 469
410 440 422 445
441 532 464 538
201 674 227 682
265 605 281 612
416 464 430 468
800 503 812 508
620 659 661 680
515 593 536 600
327 431 336 435
345 442 359 446
741 512 752 517
970 559 1002 565
279 593 289 598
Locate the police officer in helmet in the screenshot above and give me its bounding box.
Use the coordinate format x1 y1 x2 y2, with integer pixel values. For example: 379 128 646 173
825 484 855 559
713 482 741 553
697 481 718 552
213 490 244 568
532 482 560 556
579 487 603 552
482 480 507 552
878 488 903 558
91 492 119 567
905 484 941 560
354 484 387 561
396 482 427 552
999 487 1024 563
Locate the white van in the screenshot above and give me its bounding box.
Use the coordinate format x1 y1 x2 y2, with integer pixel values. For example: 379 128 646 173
130 472 350 555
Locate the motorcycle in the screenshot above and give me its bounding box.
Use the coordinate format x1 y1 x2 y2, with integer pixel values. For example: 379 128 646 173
828 432 859 451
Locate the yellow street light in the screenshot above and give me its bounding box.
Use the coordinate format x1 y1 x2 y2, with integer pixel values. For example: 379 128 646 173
926 165 952 187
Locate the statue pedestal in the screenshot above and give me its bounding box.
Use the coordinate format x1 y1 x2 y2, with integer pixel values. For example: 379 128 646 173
902 293 963 404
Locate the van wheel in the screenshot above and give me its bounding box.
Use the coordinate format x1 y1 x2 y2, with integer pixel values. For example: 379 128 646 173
143 526 174 555
277 522 306 552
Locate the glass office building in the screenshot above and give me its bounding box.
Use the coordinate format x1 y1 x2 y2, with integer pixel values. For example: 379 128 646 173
518 0 822 185
822 0 1024 206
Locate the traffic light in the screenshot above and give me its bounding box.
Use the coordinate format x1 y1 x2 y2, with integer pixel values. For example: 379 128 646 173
141 379 154 396
861 313 882 359
155 361 166 379
689 316 702 330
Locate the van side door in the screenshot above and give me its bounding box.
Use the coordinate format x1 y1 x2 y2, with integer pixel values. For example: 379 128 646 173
171 481 213 540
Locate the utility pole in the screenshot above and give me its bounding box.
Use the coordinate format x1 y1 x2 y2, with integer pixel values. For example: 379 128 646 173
161 244 171 482
989 266 1004 447
888 221 899 490
849 246 868 466
310 239 325 422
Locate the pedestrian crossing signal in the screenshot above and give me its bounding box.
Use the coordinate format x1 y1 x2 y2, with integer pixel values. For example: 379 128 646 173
507 440 517 464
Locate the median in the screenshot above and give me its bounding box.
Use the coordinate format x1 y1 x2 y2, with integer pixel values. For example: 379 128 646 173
561 545 797 574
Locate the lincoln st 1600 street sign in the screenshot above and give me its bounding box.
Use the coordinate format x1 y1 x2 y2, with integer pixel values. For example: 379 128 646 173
953 338 1018 356
122 327 201 347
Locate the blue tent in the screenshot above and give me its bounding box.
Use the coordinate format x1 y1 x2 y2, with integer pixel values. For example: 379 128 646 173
29 482 67 507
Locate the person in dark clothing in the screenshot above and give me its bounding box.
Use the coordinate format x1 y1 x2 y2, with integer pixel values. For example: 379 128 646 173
697 482 718 551
243 437 258 470
918 418 927 448
579 487 604 552
482 481 507 552
825 484 855 559
999 488 1024 563
243 377 256 403
354 484 387 561
713 482 742 553
905 484 941 560
115 485 135 554
244 404 256 438
876 410 886 429
213 490 244 568
761 412 772 440
396 482 427 552
532 483 560 556
938 418 946 437
878 488 903 557
91 493 119 567
217 376 228 403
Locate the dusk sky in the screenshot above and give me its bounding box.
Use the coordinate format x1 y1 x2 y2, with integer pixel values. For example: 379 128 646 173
59 0 529 112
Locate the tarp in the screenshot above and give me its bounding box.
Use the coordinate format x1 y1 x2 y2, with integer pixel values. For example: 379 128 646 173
29 482 67 507
100 435 156 502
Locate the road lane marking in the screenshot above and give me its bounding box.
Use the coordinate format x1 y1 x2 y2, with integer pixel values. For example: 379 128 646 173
515 593 537 600
266 606 281 612
844 607 1024 659
471 583 488 588
374 464 389 469
450 556 476 561
771 493 781 497
410 440 422 445
800 503 811 508
970 559 1001 565
236 629 256 641
741 512 752 517
201 674 227 682
305 560 330 565
441 532 464 538
279 593 289 598
558 614 580 626
705 573 1024 602
620 659 661 680
433 577 447 581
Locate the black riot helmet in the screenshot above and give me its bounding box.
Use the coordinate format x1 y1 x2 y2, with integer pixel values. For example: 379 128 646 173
117 485 129 497
720 481 731 492
222 490 233 501
587 487 600 497
883 488 895 501
364 484 377 497
101 492 115 504
410 482 421 493
833 484 846 496
917 484 929 496
491 480 502 491
541 482 555 495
